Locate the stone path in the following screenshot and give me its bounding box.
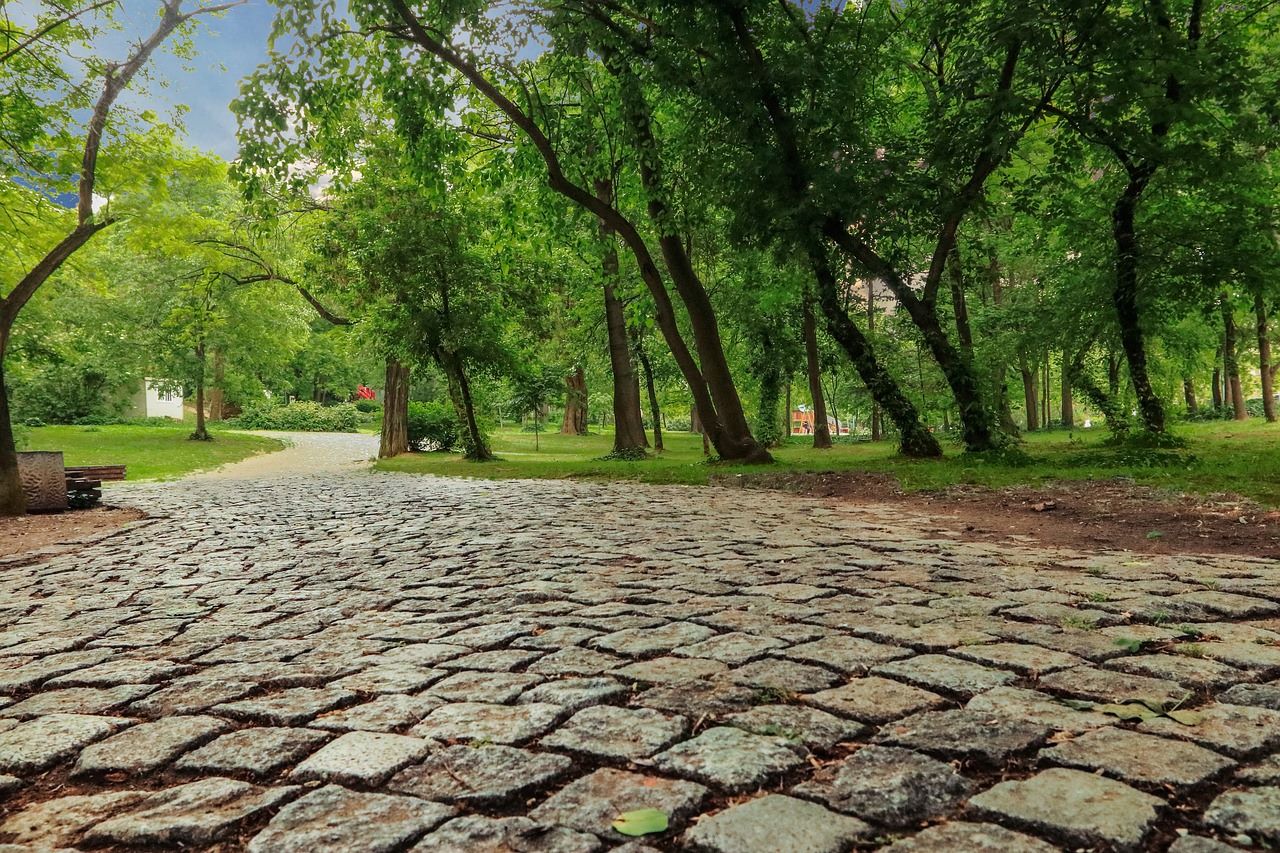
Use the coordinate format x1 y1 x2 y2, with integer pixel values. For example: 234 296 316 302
1 437 1278 851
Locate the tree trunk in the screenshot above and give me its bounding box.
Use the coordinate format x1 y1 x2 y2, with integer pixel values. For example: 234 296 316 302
692 402 710 455
1019 354 1039 432
1111 174 1165 433
1060 358 1074 428
440 351 491 461
949 246 975 359
379 359 410 458
1211 351 1223 410
191 342 210 441
560 366 588 435
1223 296 1247 420
808 251 938 456
596 179 649 455
207 349 226 422
634 332 664 451
1042 358 1051 429
1256 292 1276 422
802 295 833 449
1182 375 1198 414
0 339 26 516
613 68 769 463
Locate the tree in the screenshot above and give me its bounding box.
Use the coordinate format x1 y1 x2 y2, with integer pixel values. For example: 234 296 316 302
0 0 241 514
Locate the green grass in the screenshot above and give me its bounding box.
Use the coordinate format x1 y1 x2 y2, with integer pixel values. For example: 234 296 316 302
376 419 1280 507
25 425 285 481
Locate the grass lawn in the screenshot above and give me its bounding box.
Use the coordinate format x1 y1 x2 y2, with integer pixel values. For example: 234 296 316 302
24 425 285 481
376 419 1280 507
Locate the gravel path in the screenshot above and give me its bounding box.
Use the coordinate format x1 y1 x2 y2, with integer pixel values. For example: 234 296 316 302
0 457 1277 851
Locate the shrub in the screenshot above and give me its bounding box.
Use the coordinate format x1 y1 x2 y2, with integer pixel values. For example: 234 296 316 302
407 401 459 452
230 400 359 433
355 399 382 414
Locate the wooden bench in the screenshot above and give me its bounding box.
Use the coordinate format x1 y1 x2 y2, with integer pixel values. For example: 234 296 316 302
64 465 127 509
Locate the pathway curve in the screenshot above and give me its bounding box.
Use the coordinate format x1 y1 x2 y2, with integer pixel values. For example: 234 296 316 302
0 462 1277 851
192 430 379 479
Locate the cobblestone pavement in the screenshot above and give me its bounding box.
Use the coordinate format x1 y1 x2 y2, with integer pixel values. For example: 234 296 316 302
1 441 1279 852
190 431 378 478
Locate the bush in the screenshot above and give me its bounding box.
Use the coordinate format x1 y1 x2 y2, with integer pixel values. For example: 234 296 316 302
355 399 382 414
407 401 459 452
230 400 359 433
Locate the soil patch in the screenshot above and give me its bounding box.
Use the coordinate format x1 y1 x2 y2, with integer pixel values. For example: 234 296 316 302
720 472 1280 558
0 505 146 559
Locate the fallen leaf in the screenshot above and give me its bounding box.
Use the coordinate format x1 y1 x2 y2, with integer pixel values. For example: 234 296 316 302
613 808 668 837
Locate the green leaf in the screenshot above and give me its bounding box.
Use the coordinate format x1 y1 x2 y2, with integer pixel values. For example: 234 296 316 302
1166 709 1204 726
1146 530 1164 540
1096 702 1161 721
612 809 668 837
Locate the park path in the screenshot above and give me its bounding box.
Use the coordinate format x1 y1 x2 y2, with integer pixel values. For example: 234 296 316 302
0 456 1277 850
192 430 380 479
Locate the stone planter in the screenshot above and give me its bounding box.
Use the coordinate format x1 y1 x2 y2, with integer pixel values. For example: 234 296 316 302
17 451 68 512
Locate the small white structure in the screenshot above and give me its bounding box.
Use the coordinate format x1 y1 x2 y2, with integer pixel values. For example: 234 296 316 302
124 379 184 420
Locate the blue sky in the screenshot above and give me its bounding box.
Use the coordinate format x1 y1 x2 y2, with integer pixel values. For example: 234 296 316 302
103 0 278 160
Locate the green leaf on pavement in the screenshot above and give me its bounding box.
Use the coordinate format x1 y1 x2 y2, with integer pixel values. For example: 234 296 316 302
612 809 669 837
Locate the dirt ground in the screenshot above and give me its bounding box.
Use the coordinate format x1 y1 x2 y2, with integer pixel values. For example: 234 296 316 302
725 472 1280 559
0 505 146 559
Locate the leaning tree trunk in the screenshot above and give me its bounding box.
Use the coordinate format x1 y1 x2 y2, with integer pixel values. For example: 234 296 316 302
379 359 410 458
613 67 769 464
561 366 588 436
1223 297 1247 421
635 334 664 451
440 352 491 461
1111 174 1165 433
802 295 833 449
1256 292 1276 422
807 248 939 457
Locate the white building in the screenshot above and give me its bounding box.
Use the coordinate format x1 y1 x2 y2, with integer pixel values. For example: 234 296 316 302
123 379 184 420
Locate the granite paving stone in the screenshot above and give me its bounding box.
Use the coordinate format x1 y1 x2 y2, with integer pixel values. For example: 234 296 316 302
724 703 866 750
791 745 972 827
727 658 842 693
877 822 1060 852
82 777 297 846
0 713 132 773
310 693 440 732
682 794 869 853
871 654 1016 697
410 701 563 744
875 708 1050 764
805 676 946 724
0 791 149 846
1137 702 1280 758
541 705 685 761
246 784 454 853
175 726 330 776
291 730 432 786
969 767 1164 851
212 686 356 725
652 726 804 791
529 768 706 838
1039 726 1236 786
412 815 602 852
519 677 628 712
72 714 228 776
1203 786 1280 844
388 744 571 805
425 671 543 703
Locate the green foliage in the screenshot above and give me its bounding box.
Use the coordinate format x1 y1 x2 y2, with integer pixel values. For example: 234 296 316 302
407 401 460 452
231 400 359 433
355 399 381 414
